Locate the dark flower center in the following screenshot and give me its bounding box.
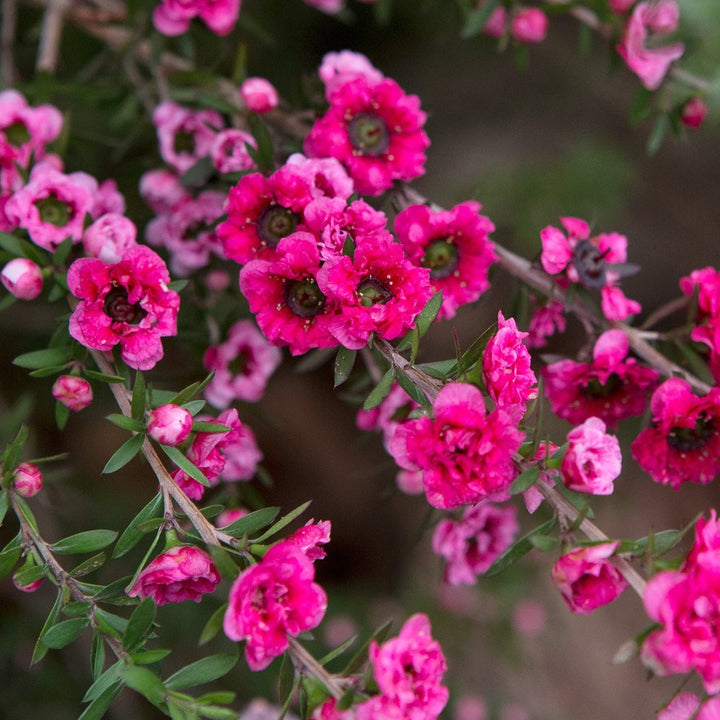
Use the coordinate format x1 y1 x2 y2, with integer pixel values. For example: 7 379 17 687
257 205 298 248
572 239 608 289
5 121 30 147
666 415 713 452
285 277 326 317
174 130 195 154
104 286 147 325
35 195 71 227
348 113 390 156
357 277 392 307
583 373 622 399
229 350 251 376
421 239 459 279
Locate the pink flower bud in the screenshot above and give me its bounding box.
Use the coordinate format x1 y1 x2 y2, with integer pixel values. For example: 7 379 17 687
609 0 636 13
13 572 43 593
483 6 507 38
52 375 93 412
561 417 621 495
240 77 279 114
681 97 708 129
13 462 43 497
1 258 43 300
511 7 549 43
147 403 193 446
82 213 137 264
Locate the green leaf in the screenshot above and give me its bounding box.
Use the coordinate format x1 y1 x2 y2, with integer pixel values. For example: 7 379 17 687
461 0 499 38
31 591 63 665
52 235 74 265
102 433 145 474
221 506 280 538
84 661 122 702
0 489 9 526
83 369 126 383
199 603 227 646
342 619 393 675
484 517 557 577
113 493 163 559
71 552 107 578
629 86 654 125
0 534 22 579
246 114 274 172
414 291 443 337
78 682 123 720
42 617 90 649
362 368 394 411
392 368 427 407
510 466 540 495
162 445 210 486
334 346 357 388
620 529 684 558
647 114 669 156
95 608 129 637
131 371 147 421
123 596 156 652
12 560 47 587
252 500 312 544
55 400 70 430
447 321 497 379
13 494 39 533
528 534 560 551
169 373 215 408
191 421 231 434
165 652 238 691
2 423 29 475
106 414 146 433
132 649 172 664
209 545 239 580
180 155 216 188
52 529 118 554
91 632 106 680
183 400 206 416
319 634 356 666
120 665 167 707
63 601 92 617
13 347 70 370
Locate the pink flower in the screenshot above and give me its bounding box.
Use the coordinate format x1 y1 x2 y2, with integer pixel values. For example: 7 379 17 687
67 245 180 371
286 519 332 561
91 179 126 219
389 383 524 509
52 375 93 412
680 266 720 384
216 507 248 528
127 545 220 605
303 0 344 14
284 154 355 203
1 258 43 300
681 97 708 129
394 201 497 319
153 101 223 175
304 76 429 196
551 542 628 614
512 599 546 637
240 77 279 113
204 320 282 406
432 502 519 585
140 169 188 215
13 462 43 498
239 232 338 356
631 378 720 489
312 698 355 720
617 0 684 90
482 311 537 409
153 0 240 36
317 233 432 349
454 695 489 720
147 404 194 446
318 51 384 100
482 5 507 38
223 541 327 671
358 613 448 720
356 382 419 452
657 693 701 720
4 162 95 251
511 7 549 44
210 128 257 173
526 299 566 348
561 417 621 495
543 329 659 428
82 213 137 264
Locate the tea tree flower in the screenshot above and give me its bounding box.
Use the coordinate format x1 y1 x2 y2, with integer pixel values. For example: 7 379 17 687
561 417 621 495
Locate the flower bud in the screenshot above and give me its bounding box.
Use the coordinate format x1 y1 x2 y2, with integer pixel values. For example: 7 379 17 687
608 0 636 13
240 77 279 114
52 375 93 412
147 403 193 446
681 97 708 129
13 462 43 498
511 7 549 44
1 258 43 300
82 213 137 264
13 566 43 593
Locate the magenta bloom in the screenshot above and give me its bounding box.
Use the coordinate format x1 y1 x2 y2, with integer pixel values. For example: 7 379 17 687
539 216 641 321
318 50 383 100
1 258 43 300
316 233 432 350
140 169 188 215
432 502 519 585
147 404 193 446
4 162 95 251
240 77 279 113
286 519 332 561
52 375 93 412
240 232 338 355
68 245 180 370
357 614 448 720
482 311 537 409
680 266 720 384
561 417 621 495
204 320 282 406
210 128 257 174
390 383 524 509
304 76 429 196
551 542 628 615
223 541 328 671
153 0 240 36
526 299 566 348
127 545 220 606
617 0 684 90
543 329 659 428
510 7 548 44
394 201 497 319
631 378 720 489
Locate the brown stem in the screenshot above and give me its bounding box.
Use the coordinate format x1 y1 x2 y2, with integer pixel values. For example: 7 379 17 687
1 0 18 86
36 0 68 73
287 637 348 699
373 337 444 401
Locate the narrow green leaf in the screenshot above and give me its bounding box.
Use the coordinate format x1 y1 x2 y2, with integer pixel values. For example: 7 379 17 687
102 433 144 474
13 494 39 533
528 534 560 551
83 369 126 383
180 155 216 188
252 500 312 544
132 649 172 664
191 421 231 434
71 552 107 578
362 368 394 412
120 665 167 707
484 517 557 577
52 529 118 554
63 601 92 618
209 545 239 581
13 347 71 369
414 291 443 337
84 660 122 702
447 322 497 379
0 534 22 579
162 445 210 486
169 373 215 407
510 466 540 495
197 691 236 705
52 235 74 265
197 706 238 720
131 371 146 421
461 0 499 37
0 490 10 527
12 561 47 587
95 608 129 638
78 681 123 720
221 506 280 538
392 369 427 407
113 493 163 558
333 346 357 388
246 114 274 172
91 632 106 680
42 617 90 649
183 400 206 416
166 652 238 691
342 619 393 675
106 414 146 433
199 603 227 646
647 114 669 156
319 634 356 666
2 424 29 475
56 400 70 430
123 596 156 652
31 591 63 665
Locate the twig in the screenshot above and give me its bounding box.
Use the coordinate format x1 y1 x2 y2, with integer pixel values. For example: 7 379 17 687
373 337 444 401
36 0 69 73
287 637 348 699
1 0 18 86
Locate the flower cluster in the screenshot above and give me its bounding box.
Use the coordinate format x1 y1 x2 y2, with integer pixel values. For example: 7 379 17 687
153 0 240 36
681 266 720 384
